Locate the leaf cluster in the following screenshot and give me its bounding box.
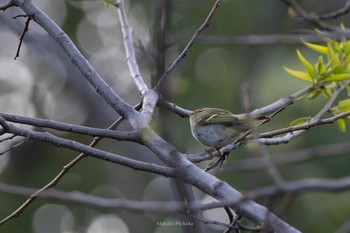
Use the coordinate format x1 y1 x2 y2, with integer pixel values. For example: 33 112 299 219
285 38 350 131
285 39 350 84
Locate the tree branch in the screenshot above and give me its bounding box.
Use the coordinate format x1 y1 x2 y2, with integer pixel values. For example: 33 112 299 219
6 174 350 214
259 81 349 145
0 1 15 11
282 0 339 31
0 137 26 155
158 98 192 117
259 109 350 138
318 0 350 20
12 0 143 127
115 0 149 95
229 142 350 171
197 31 350 45
13 14 32 59
0 182 200 213
249 85 314 116
0 104 145 225
249 176 350 199
114 0 159 124
0 112 138 141
0 116 173 177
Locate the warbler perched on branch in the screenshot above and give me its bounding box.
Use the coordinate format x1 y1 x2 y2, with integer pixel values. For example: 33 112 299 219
189 108 266 149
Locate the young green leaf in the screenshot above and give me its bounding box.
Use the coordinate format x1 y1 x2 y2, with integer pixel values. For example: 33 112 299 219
321 88 332 99
303 90 320 99
283 67 313 83
323 73 350 82
336 118 346 132
303 41 328 54
340 22 346 30
290 117 311 126
101 0 116 7
67 0 115 7
344 40 350 52
316 56 325 77
297 50 316 78
338 98 350 112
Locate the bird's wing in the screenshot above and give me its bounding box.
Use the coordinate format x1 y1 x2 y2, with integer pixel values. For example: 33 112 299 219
199 108 240 125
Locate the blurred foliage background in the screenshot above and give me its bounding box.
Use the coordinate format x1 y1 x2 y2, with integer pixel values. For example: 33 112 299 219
0 0 350 232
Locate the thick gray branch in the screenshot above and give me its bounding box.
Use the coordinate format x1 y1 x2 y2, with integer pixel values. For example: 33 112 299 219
0 113 137 141
0 117 173 176
13 0 145 128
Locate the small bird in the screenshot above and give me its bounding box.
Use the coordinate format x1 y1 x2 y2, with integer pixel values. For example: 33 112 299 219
189 108 257 149
189 108 267 170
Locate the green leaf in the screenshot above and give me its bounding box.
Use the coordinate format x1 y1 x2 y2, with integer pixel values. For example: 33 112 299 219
316 56 325 76
338 98 350 112
346 116 350 124
336 118 346 132
321 88 332 99
327 43 342 70
296 50 316 78
338 98 350 106
347 85 350 96
340 23 346 30
290 117 311 126
303 41 328 54
344 40 350 52
101 0 116 7
284 67 313 82
303 90 320 99
67 0 116 6
323 73 350 82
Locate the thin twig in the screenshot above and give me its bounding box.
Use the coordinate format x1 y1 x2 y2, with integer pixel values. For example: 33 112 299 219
154 0 221 91
0 134 16 143
115 0 148 95
229 142 350 171
313 83 345 119
248 176 350 199
13 14 33 60
115 0 159 123
157 98 192 117
259 81 349 145
2 175 350 213
318 0 350 20
240 84 284 185
258 110 350 145
0 138 26 156
223 207 235 233
0 1 15 11
197 33 332 45
282 0 339 31
0 112 137 141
